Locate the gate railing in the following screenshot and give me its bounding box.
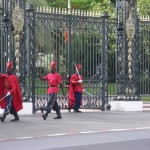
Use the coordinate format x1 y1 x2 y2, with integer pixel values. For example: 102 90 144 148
1 5 150 112
24 6 114 111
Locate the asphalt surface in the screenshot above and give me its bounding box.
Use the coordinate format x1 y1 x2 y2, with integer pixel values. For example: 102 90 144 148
1 130 150 150
0 110 150 140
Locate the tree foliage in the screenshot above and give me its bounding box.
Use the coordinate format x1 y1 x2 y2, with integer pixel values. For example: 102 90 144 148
90 0 115 16
137 0 150 16
26 0 48 7
47 0 115 11
25 0 150 16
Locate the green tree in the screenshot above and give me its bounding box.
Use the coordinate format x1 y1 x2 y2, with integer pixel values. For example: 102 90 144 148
137 0 150 16
47 0 68 8
90 0 115 17
47 0 115 11
26 0 48 7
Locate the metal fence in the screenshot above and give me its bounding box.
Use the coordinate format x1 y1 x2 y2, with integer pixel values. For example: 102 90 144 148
139 16 150 103
25 7 116 111
0 5 150 111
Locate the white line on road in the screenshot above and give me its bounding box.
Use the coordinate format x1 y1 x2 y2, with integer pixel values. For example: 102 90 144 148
1 127 150 141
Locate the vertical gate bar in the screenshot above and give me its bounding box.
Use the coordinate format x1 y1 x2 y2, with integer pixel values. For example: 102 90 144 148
68 10 71 78
1 0 10 72
8 0 12 61
0 5 3 72
101 13 109 111
26 5 36 113
32 11 36 113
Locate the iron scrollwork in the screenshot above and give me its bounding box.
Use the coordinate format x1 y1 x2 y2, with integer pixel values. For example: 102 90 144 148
12 1 24 95
12 1 24 77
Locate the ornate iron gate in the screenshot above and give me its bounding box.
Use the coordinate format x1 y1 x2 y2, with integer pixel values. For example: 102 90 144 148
1 0 150 113
25 6 115 112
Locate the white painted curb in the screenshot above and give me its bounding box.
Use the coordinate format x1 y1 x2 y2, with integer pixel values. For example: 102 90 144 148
110 101 143 111
0 102 33 115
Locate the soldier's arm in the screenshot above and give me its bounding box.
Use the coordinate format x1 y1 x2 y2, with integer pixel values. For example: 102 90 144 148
59 83 65 96
37 73 45 81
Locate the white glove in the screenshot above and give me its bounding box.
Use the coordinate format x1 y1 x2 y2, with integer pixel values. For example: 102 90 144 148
6 92 11 96
82 89 85 92
78 80 83 83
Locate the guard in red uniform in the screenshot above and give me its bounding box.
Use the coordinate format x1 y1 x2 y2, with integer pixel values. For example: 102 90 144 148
68 64 83 113
0 62 23 122
37 61 65 120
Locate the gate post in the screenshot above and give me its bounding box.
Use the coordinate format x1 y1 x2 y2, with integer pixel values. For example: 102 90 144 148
1 0 10 72
101 12 109 111
113 0 142 111
26 5 36 113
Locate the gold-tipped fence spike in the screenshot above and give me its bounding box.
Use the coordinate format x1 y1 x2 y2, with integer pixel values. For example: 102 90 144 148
40 6 42 12
59 7 61 14
75 9 77 15
64 8 67 14
72 9 74 15
62 8 65 14
46 7 49 13
43 6 46 13
81 10 83 15
89 10 92 16
84 10 87 16
87 10 90 16
37 6 39 12
49 7 52 13
78 9 80 16
52 7 55 13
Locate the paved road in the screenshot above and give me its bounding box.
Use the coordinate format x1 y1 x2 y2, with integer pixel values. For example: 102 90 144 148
0 129 150 150
0 110 150 150
0 110 150 139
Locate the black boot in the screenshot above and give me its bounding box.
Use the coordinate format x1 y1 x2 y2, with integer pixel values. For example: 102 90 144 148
76 109 82 113
0 112 8 123
68 107 71 113
42 111 49 120
42 114 48 120
11 113 20 121
0 115 6 123
53 116 62 119
54 110 62 119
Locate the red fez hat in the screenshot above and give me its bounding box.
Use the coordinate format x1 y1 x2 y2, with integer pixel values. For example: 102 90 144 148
6 61 13 69
76 64 82 70
50 61 56 69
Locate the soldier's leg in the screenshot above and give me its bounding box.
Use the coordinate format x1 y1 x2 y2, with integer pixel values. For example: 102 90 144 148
73 92 78 112
10 106 20 121
53 100 62 119
42 93 55 120
73 92 82 113
0 95 12 122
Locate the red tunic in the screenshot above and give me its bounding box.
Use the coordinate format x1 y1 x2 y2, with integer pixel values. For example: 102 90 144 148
44 73 62 94
68 74 83 108
0 74 23 112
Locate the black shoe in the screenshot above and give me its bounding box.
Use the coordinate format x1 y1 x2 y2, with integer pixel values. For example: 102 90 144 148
0 116 5 123
68 108 71 113
11 118 20 122
53 116 62 119
73 109 78 113
42 114 47 120
73 109 82 113
76 109 82 113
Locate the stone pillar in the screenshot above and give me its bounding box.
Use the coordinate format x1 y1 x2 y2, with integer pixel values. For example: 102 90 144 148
112 0 143 111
